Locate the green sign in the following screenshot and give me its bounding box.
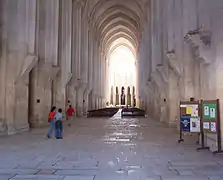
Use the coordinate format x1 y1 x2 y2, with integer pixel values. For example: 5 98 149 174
203 104 217 119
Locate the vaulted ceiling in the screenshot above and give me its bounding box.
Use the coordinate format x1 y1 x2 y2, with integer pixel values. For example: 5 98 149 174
82 0 149 59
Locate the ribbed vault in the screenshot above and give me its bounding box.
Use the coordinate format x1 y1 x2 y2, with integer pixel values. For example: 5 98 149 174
107 38 136 59
83 0 146 59
81 0 148 106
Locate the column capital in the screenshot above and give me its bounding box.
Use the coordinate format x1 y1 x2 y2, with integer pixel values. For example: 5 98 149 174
75 80 88 92
74 0 84 7
15 54 38 85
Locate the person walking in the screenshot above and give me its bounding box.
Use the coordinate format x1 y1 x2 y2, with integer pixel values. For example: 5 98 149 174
47 106 57 138
66 105 75 125
55 108 63 139
66 100 71 120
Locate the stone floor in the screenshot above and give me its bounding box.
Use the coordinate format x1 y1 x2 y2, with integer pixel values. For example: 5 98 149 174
1 111 223 180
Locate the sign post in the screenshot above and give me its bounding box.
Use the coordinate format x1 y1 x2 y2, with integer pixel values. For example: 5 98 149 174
178 101 200 143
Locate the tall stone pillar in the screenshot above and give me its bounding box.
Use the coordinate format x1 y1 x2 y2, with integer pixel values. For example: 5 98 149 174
98 51 102 102
182 43 196 99
92 39 100 109
132 87 136 107
87 91 92 110
97 96 100 109
99 96 103 109
115 87 119 105
80 17 90 114
0 0 5 133
55 0 72 110
110 86 114 105
83 89 90 115
76 86 84 116
67 84 76 108
94 95 97 110
30 0 60 127
72 1 83 115
167 52 181 127
87 29 94 110
101 56 106 104
72 2 81 82
91 93 96 110
1 0 38 134
127 86 131 106
81 22 89 85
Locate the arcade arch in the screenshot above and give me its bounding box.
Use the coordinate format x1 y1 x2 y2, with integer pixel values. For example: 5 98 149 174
83 0 145 107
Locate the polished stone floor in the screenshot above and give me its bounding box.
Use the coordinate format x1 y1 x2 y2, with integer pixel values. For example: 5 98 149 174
1 111 223 180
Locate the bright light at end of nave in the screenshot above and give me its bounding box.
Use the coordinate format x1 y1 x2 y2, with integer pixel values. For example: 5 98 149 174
109 46 136 75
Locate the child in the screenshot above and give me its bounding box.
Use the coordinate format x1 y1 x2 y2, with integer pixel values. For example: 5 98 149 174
66 105 75 126
55 108 63 139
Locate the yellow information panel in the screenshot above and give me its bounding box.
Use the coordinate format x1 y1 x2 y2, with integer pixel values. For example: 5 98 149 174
186 107 190 115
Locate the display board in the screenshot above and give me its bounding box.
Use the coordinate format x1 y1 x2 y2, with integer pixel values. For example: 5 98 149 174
202 101 218 133
180 101 200 133
178 101 200 143
199 99 222 154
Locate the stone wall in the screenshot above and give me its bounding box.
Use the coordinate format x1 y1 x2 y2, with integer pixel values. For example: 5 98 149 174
0 0 106 135
140 0 223 151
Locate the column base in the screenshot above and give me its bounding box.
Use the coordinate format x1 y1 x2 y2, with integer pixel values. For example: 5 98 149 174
77 105 84 117
29 118 49 128
7 123 16 135
15 124 29 133
167 121 177 128
76 86 87 117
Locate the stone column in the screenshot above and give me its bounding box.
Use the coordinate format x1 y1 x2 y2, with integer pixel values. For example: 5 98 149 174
73 2 81 82
99 96 103 109
70 1 80 110
101 55 106 104
80 18 90 114
127 86 131 106
97 96 101 109
100 56 103 103
91 93 96 110
205 3 223 150
92 39 100 109
30 0 60 127
87 29 94 109
115 87 119 105
110 86 114 105
55 0 72 110
166 52 181 127
96 96 99 109
81 21 89 85
132 87 136 107
0 0 7 133
76 86 85 116
83 89 90 114
98 49 102 101
87 91 92 110
72 1 85 116
2 0 38 134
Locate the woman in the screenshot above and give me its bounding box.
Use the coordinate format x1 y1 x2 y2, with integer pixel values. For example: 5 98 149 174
47 106 57 138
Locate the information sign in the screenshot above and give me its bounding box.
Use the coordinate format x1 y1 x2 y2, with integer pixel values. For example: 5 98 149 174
180 102 200 133
180 115 190 132
203 104 217 119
